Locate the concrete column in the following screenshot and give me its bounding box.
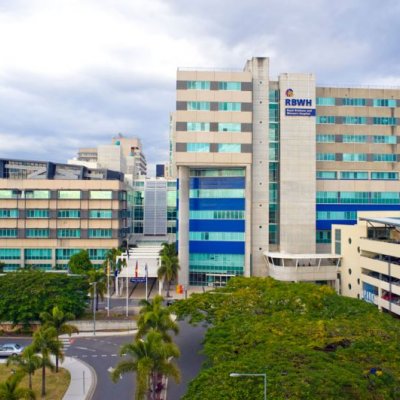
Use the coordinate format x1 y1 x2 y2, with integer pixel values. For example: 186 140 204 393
178 166 190 286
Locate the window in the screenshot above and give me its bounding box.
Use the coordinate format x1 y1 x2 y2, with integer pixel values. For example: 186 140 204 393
335 229 341 254
89 191 113 200
371 172 399 180
317 211 356 220
373 99 396 107
25 190 50 199
187 81 210 90
343 116 366 125
316 230 331 243
269 90 279 102
0 229 17 237
372 154 396 162
373 135 396 144
342 135 367 143
218 82 241 90
373 117 397 125
189 232 245 241
190 168 245 177
218 123 241 132
342 153 367 162
57 209 80 218
370 192 400 204
88 229 112 238
217 143 241 153
187 122 210 132
189 189 245 199
26 229 49 238
58 190 81 199
57 229 81 238
89 210 113 219
218 102 241 111
316 192 339 203
26 209 49 218
56 249 81 260
24 249 52 260
187 101 210 111
88 249 108 260
0 190 16 199
316 97 335 106
269 143 279 161
316 153 335 161
187 143 210 152
0 249 20 260
189 210 245 220
316 171 337 180
340 192 369 203
316 116 335 124
343 98 366 106
340 171 368 180
0 209 18 218
316 134 335 143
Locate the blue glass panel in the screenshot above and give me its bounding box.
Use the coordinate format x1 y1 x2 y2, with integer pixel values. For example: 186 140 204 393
190 241 245 254
189 220 245 232
190 177 245 190
190 198 245 210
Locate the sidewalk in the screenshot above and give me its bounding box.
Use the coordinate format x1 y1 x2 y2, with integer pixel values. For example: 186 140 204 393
60 357 97 400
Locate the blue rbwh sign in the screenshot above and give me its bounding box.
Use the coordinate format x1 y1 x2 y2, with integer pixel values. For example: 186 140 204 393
130 277 147 283
285 108 316 117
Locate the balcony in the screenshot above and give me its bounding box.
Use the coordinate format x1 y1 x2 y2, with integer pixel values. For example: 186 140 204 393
264 252 340 282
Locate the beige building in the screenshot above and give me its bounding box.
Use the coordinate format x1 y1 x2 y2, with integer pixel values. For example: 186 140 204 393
333 211 400 317
0 159 130 271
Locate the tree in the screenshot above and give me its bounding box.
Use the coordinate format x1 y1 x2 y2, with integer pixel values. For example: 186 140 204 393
0 262 4 273
0 271 88 326
102 248 122 292
88 269 107 311
111 330 180 400
31 327 62 397
39 306 79 372
0 373 35 400
137 295 179 342
68 250 92 275
6 346 41 390
157 243 180 297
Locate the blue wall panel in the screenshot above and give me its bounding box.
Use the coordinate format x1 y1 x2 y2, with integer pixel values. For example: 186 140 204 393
189 241 245 254
190 198 245 210
189 220 245 232
190 177 245 189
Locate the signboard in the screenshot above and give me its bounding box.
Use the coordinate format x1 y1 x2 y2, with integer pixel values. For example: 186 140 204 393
130 277 147 283
284 88 315 117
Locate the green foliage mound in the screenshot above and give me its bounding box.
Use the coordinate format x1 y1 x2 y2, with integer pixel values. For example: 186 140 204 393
174 277 400 400
0 271 89 325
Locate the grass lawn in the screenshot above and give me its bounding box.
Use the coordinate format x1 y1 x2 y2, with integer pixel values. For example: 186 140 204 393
0 364 70 399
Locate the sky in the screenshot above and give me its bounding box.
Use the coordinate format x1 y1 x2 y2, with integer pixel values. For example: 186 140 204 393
0 0 399 175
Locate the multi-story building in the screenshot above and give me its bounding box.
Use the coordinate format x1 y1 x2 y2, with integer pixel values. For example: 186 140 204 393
0 159 130 271
334 211 400 317
68 134 147 181
172 56 400 286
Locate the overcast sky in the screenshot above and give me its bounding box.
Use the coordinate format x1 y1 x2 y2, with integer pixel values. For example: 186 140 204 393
0 0 399 175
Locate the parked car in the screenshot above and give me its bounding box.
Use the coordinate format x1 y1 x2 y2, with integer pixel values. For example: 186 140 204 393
0 343 24 357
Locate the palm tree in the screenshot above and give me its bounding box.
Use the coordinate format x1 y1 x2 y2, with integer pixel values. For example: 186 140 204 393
39 306 79 372
111 330 180 400
88 269 107 311
157 243 180 297
0 372 35 400
6 346 41 390
137 295 179 342
31 327 62 397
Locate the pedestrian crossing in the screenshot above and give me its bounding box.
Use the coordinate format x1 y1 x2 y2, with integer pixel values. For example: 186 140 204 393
59 337 73 351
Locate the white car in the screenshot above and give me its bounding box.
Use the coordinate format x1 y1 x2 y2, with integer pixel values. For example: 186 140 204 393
0 343 24 357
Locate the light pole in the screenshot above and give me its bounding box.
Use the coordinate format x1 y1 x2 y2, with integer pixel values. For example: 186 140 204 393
230 372 267 400
89 282 97 336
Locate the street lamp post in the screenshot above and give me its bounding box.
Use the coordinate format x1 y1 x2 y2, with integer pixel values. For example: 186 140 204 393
230 372 267 400
89 282 97 336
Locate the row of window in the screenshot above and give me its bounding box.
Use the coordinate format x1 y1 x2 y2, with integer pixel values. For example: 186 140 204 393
187 143 242 153
189 253 244 267
317 153 397 162
316 134 397 144
317 116 397 125
189 231 245 241
189 210 245 220
0 209 115 219
187 122 242 132
186 81 242 91
187 102 242 111
317 171 399 180
189 189 245 199
317 191 400 204
0 248 109 261
0 190 127 200
317 97 397 107
0 229 114 238
316 211 357 220
189 168 245 177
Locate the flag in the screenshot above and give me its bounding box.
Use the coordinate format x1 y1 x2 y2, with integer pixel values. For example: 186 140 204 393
135 260 138 278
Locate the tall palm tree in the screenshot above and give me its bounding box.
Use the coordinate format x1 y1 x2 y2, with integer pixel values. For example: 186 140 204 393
137 295 179 342
111 330 180 400
6 346 41 390
157 243 180 297
88 269 107 311
39 306 79 372
31 327 62 397
0 372 35 400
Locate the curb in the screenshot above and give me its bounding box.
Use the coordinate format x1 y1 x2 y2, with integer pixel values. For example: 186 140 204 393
81 358 97 400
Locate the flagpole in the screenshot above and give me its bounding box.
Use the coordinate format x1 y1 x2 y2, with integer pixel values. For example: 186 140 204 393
107 260 110 317
145 263 148 301
126 258 129 317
